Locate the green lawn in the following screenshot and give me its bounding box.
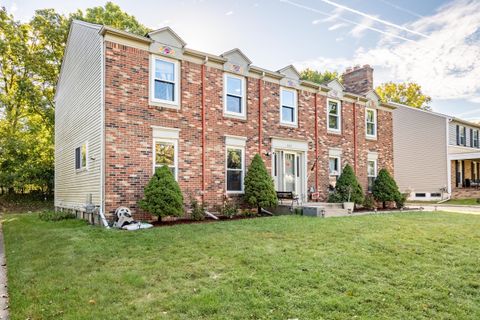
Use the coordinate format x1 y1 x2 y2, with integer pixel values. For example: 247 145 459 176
3 212 480 320
408 198 480 206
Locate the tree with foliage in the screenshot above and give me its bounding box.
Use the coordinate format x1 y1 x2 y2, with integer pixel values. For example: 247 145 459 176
372 169 401 209
300 68 341 85
376 82 431 110
71 2 150 36
139 166 184 221
328 164 364 205
244 154 278 214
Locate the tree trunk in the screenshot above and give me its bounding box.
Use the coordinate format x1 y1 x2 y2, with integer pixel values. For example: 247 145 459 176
258 205 261 215
158 215 162 222
383 201 386 209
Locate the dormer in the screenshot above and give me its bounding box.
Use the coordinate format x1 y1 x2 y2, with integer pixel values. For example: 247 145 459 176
221 48 251 76
365 90 381 109
147 27 186 59
326 79 344 99
278 65 301 89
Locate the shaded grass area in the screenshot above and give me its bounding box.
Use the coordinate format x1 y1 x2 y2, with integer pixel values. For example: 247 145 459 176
0 194 53 213
3 212 480 320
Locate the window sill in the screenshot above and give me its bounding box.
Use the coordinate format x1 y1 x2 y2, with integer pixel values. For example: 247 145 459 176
226 191 244 195
149 100 180 110
223 113 247 121
280 122 298 128
366 135 377 141
76 168 88 173
327 130 342 136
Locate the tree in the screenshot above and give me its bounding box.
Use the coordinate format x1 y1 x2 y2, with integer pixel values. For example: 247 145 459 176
328 164 364 205
139 166 184 221
244 154 278 214
71 2 150 36
300 69 341 85
376 82 431 110
372 169 401 209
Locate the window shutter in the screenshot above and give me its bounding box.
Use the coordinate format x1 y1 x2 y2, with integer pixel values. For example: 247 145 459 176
470 129 474 147
456 125 460 145
464 127 467 146
75 147 81 169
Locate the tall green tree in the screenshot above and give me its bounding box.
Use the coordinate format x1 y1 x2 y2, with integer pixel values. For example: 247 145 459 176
71 2 150 36
300 69 341 85
376 82 432 110
244 154 278 214
328 164 364 205
372 169 401 209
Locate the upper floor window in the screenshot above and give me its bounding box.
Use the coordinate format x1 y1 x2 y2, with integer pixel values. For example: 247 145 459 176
154 139 178 180
224 74 246 118
457 125 466 146
75 143 87 171
474 130 479 148
328 99 341 132
151 56 179 107
366 108 377 139
280 88 297 125
226 146 244 193
367 160 377 192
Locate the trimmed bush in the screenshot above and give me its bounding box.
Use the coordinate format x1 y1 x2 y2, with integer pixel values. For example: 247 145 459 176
39 210 75 222
328 164 364 205
222 201 238 218
189 197 205 221
363 194 376 210
139 165 184 221
244 154 278 214
372 168 401 209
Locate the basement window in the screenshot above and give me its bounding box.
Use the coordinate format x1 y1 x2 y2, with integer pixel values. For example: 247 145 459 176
415 193 426 198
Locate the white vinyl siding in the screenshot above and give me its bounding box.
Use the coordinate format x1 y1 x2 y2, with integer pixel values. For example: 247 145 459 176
55 21 103 209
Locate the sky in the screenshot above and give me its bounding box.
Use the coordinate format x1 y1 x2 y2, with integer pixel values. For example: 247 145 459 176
4 0 480 120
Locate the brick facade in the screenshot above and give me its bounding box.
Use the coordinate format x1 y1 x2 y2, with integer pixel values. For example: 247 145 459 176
104 41 394 219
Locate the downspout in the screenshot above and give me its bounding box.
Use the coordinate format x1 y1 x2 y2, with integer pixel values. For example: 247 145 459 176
99 35 109 228
314 92 319 194
201 57 208 203
353 98 358 174
258 72 265 155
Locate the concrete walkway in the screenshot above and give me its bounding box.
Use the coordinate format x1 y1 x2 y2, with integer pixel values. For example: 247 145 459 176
417 204 480 215
0 216 8 320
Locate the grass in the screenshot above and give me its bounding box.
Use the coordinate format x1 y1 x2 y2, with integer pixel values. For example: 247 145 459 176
408 198 480 206
3 212 480 320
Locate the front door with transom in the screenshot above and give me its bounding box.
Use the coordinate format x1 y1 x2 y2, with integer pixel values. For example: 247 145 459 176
273 150 304 197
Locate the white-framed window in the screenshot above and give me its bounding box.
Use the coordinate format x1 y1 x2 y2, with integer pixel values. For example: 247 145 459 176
366 108 377 139
280 87 297 126
150 55 180 107
329 156 341 177
226 146 245 193
459 125 466 146
154 138 178 180
367 160 377 192
474 130 479 148
75 142 87 171
224 73 246 118
327 99 341 132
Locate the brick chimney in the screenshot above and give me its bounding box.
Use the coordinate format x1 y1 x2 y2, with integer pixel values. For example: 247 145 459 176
342 64 373 95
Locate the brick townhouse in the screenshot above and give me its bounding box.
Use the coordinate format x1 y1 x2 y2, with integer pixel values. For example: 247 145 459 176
54 20 395 220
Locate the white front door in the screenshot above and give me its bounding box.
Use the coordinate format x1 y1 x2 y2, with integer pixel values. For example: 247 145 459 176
274 150 305 199
283 152 297 192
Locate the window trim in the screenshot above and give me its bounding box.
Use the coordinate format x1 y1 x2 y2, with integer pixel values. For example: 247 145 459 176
223 73 247 119
329 156 341 176
365 108 377 139
280 87 298 126
327 98 342 133
225 145 245 194
75 142 88 172
459 125 466 146
474 130 479 148
153 137 179 181
150 55 180 108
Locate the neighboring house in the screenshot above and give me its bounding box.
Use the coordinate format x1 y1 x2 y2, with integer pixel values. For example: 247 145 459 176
393 103 480 200
55 20 395 220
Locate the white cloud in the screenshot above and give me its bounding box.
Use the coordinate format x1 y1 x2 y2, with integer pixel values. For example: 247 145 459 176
10 2 18 14
312 19 322 25
328 23 348 31
295 0 480 102
225 10 234 16
350 17 374 38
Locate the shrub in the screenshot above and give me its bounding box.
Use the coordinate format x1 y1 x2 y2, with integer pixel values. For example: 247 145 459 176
363 194 376 210
222 201 238 218
244 154 278 214
189 197 205 221
328 164 364 205
372 169 401 209
396 193 408 209
39 210 75 222
139 165 184 221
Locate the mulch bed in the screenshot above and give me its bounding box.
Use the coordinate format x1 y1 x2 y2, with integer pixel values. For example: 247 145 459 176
150 214 271 227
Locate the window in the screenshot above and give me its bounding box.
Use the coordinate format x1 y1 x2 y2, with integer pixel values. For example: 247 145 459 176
75 143 87 171
154 139 177 179
458 125 466 146
430 193 441 197
327 99 341 132
151 56 179 106
415 193 426 198
224 74 246 117
367 160 377 192
366 108 377 138
226 147 244 192
329 157 340 176
474 130 479 148
280 88 297 125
